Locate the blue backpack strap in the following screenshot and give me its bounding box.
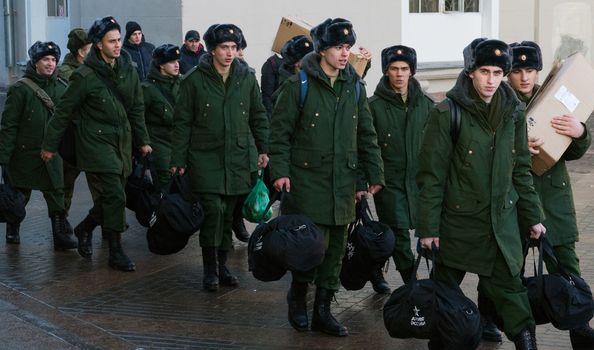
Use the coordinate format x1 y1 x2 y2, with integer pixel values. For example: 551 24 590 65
298 69 308 110
355 79 361 102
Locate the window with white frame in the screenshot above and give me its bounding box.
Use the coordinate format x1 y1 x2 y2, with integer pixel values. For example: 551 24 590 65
47 0 68 17
409 0 479 13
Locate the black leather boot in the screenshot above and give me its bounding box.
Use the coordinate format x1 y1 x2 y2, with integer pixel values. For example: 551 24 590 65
232 197 250 242
217 249 238 286
570 324 594 349
399 267 414 284
369 265 390 294
202 247 219 291
5 222 20 244
106 230 135 271
50 214 77 250
478 293 502 343
287 281 308 331
482 319 503 343
74 215 98 258
311 288 348 337
64 217 74 235
514 327 537 350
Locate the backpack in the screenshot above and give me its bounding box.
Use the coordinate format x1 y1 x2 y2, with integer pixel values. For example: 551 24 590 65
298 69 361 110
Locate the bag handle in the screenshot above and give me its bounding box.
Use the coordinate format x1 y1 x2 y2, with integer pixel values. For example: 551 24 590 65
408 241 439 284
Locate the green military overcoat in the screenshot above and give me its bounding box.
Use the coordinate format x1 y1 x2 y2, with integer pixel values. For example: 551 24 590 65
142 64 180 189
369 76 434 228
57 53 80 82
416 73 544 277
0 63 66 190
170 54 269 195
269 52 384 226
43 47 150 176
517 86 592 246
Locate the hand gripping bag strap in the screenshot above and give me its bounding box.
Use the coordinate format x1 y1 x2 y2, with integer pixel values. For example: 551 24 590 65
19 77 55 113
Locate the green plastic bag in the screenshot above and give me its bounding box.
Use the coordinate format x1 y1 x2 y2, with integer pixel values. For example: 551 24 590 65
242 173 272 223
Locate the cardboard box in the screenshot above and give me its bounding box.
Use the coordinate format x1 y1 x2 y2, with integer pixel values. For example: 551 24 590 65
526 52 594 175
271 16 369 77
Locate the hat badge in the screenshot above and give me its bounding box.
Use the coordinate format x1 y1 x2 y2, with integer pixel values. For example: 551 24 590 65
175 49 180 54
110 18 115 23
343 28 349 35
48 45 53 49
396 49 402 55
229 29 234 34
520 54 527 61
304 42 310 47
494 49 502 56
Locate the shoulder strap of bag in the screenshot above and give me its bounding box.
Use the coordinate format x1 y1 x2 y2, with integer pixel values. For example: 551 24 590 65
298 70 361 111
447 97 461 145
19 77 55 113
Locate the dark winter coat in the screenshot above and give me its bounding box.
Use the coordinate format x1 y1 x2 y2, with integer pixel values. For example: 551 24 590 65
416 72 544 277
260 54 284 117
369 76 434 228
43 46 150 176
170 54 269 195
517 85 592 246
142 64 180 188
123 39 155 81
269 52 385 226
179 43 206 75
0 63 66 190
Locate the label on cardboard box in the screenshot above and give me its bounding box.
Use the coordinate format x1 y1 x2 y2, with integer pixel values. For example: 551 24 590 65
553 85 580 113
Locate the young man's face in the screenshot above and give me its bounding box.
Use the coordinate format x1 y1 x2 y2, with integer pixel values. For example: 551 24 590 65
35 55 57 77
97 30 122 61
129 30 142 45
185 39 200 53
386 61 412 93
320 43 351 70
212 42 237 69
469 66 504 102
160 60 179 77
508 68 538 97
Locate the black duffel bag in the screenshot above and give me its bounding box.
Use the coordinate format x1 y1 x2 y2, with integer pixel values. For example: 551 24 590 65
383 245 481 350
58 121 77 165
146 175 203 255
0 166 26 224
340 198 396 290
523 237 594 330
248 191 325 281
125 154 160 227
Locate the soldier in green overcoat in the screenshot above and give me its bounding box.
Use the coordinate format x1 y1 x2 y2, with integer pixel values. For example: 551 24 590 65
416 38 546 349
142 44 181 190
0 41 76 250
42 17 152 272
508 41 594 349
367 45 434 293
270 18 384 337
57 28 92 235
169 24 269 292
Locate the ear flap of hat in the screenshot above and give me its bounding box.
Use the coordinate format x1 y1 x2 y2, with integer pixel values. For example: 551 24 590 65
381 45 417 75
310 18 333 53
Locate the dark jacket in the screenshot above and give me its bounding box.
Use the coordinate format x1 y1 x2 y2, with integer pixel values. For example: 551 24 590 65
416 72 544 277
269 52 385 226
517 85 592 246
0 63 66 190
369 76 434 228
43 46 150 176
142 64 181 188
170 54 269 195
260 54 284 117
179 43 206 75
123 39 155 81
